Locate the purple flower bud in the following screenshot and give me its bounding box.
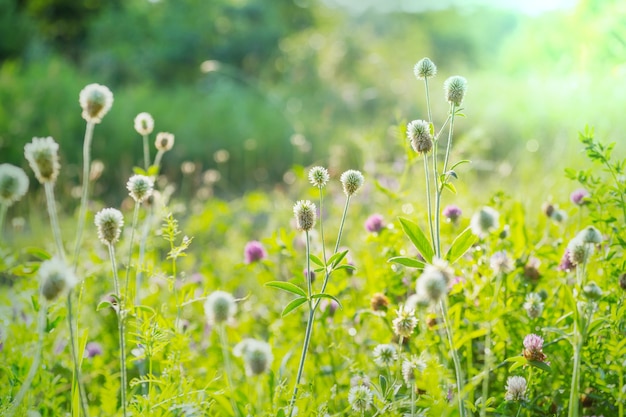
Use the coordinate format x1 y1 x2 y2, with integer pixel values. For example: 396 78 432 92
84 341 104 358
364 214 385 233
303 269 316 283
442 205 462 222
244 240 267 264
321 299 339 317
570 188 590 206
558 248 575 272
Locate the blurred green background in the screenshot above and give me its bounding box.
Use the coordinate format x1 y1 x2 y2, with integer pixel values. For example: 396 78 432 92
0 0 624 204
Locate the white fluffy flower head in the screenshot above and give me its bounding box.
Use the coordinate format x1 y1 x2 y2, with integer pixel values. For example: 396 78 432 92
505 376 527 402
94 208 124 246
39 257 78 302
414 57 437 80
340 169 364 197
470 206 500 237
444 75 468 106
24 137 61 184
308 166 329 188
348 385 373 413
204 290 236 325
372 344 398 367
0 164 29 207
155 132 175 152
233 338 273 376
79 83 113 123
134 112 154 136
293 200 316 232
126 174 154 203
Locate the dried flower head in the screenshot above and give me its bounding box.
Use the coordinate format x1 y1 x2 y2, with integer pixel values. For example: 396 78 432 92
134 112 154 136
293 200 316 232
372 344 398 367
620 273 626 291
523 292 544 319
308 166 329 188
570 188 590 206
340 169 364 197
392 304 418 338
567 237 593 266
233 338 273 376
348 385 373 413
490 251 514 275
416 264 449 304
39 257 78 302
414 57 437 80
522 334 547 362
370 292 390 312
364 213 385 233
79 83 113 123
126 175 154 203
505 376 527 401
0 164 29 207
443 204 462 223
402 355 427 386
24 137 61 184
94 208 124 246
541 202 555 218
204 290 236 325
244 240 267 264
155 132 175 152
576 226 603 245
407 120 433 154
470 206 500 237
444 75 468 106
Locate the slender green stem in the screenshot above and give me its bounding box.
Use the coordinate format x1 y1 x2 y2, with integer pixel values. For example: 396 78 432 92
67 292 90 416
333 196 351 255
6 299 47 417
142 134 151 171
218 324 240 417
480 325 492 417
618 364 624 417
318 187 328 265
0 203 7 237
108 244 128 417
442 103 457 178
424 77 441 256
411 382 416 417
153 150 165 172
73 121 95 267
514 403 523 417
124 203 140 304
44 183 65 260
422 156 436 254
439 299 466 417
568 262 586 417
135 209 153 306
435 104 457 257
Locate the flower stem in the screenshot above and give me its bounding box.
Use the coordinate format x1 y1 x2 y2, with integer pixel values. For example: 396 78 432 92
435 103 457 258
0 203 7 237
67 291 90 416
423 155 436 255
568 261 586 417
108 244 128 417
44 183 65 260
318 187 328 265
73 121 95 267
218 324 240 417
124 203 140 304
153 150 165 172
439 299 466 417
142 134 151 171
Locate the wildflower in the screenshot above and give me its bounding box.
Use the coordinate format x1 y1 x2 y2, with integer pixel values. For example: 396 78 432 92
490 251 514 274
370 292 389 312
348 385 373 413
372 344 398 367
303 268 316 283
523 293 544 319
558 248 575 272
444 75 468 106
340 170 364 197
416 264 449 304
522 334 547 362
442 205 462 223
79 83 113 123
582 282 603 301
551 209 568 223
570 188 590 206
567 237 593 266
84 342 104 358
244 240 267 264
233 339 273 376
155 132 175 152
320 298 339 317
576 226 603 245
0 164 29 207
126 174 154 203
402 355 427 386
39 257 78 302
364 214 385 233
204 290 236 325
407 120 433 154
94 208 124 246
308 166 329 188
620 273 626 291
293 200 316 232
523 257 541 281
134 112 154 136
24 137 61 184
392 304 418 338
470 206 499 237
541 202 555 218
504 376 527 401
414 57 437 80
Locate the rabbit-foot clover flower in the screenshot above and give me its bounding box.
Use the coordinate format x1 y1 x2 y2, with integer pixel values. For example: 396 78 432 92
522 334 547 363
583 281 603 301
407 120 433 154
416 265 449 304
558 248 576 271
204 290 236 325
348 385 373 413
233 338 273 376
570 188 590 206
372 344 398 367
414 57 437 80
0 164 29 206
444 75 468 106
504 376 527 402
244 240 267 264
523 293 544 319
134 112 154 136
340 169 364 197
392 304 418 338
470 206 500 237
576 226 603 245
24 137 61 184
94 208 124 246
126 175 154 204
308 166 329 188
39 257 78 302
155 132 175 152
402 355 427 386
490 251 514 275
567 237 593 266
293 200 316 232
364 213 385 233
79 83 113 123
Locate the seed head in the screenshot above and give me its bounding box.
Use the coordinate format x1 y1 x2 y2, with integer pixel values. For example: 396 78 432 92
576 226 603 245
24 137 61 184
94 208 124 246
126 175 154 204
372 344 398 367
551 209 568 223
505 376 527 402
134 112 154 136
0 164 29 207
567 237 593 265
392 304 418 338
244 240 267 264
204 290 236 325
233 338 273 376
155 132 175 152
79 83 113 123
470 206 500 237
541 202 555 218
340 169 364 197
39 257 78 302
523 293 544 319
407 120 433 154
416 267 448 304
293 200 316 232
402 355 427 386
414 57 437 80
490 251 514 275
444 75 468 106
370 292 389 312
308 166 329 188
522 334 547 362
348 385 373 413
583 281 603 301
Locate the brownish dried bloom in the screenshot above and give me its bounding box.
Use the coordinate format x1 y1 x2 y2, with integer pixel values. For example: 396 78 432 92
370 293 389 312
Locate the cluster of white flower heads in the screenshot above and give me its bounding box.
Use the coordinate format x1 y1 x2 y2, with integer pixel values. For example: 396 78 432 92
402 354 427 386
134 112 154 136
79 83 114 124
24 137 61 184
204 290 236 325
39 257 78 302
0 164 29 207
126 174 154 203
94 208 124 246
233 338 273 376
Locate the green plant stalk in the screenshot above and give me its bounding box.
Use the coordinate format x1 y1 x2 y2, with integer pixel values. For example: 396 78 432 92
568 262 586 417
142 134 151 171
435 103 457 257
0 203 7 237
318 186 328 265
481 273 504 417
108 244 128 417
514 403 523 417
439 298 466 417
67 292 90 417
218 324 240 417
6 298 47 417
423 76 440 255
44 183 65 260
73 121 95 267
124 203 141 303
153 150 165 172
618 365 624 417
170 238 181 331
135 209 153 306
411 382 416 417
423 155 436 255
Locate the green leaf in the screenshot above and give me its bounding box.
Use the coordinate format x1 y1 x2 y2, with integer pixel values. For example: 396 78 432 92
328 249 349 268
443 182 457 194
147 165 160 176
398 217 434 263
379 374 388 396
527 360 552 372
265 281 307 298
281 297 308 317
387 256 425 269
133 166 148 175
445 226 477 264
96 299 113 311
311 293 343 309
449 160 471 171
23 247 51 260
505 356 527 372
333 264 356 273
309 254 324 267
